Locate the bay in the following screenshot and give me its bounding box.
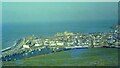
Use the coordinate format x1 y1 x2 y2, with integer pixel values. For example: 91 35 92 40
2 22 117 49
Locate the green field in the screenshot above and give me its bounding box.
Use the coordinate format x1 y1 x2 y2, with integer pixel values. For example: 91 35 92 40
2 48 119 66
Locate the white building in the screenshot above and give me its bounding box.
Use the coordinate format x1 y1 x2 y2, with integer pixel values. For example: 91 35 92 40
56 42 64 46
67 42 74 46
34 43 40 46
49 41 56 46
22 45 30 48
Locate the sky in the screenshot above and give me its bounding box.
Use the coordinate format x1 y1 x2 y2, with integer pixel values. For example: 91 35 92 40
1 0 119 2
1 2 118 50
2 2 118 25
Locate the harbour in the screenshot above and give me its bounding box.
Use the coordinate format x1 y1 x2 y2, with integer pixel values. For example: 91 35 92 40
1 25 120 61
2 48 119 66
2 2 119 66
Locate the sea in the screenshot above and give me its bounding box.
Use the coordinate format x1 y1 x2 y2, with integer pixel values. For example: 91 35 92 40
2 22 117 50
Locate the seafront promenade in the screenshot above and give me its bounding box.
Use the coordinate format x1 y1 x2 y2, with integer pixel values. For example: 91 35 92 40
1 25 120 61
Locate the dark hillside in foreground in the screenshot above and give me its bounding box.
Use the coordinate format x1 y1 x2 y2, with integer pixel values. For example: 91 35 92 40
2 48 118 66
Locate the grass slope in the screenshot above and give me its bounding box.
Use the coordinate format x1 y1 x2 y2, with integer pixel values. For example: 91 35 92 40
2 48 118 66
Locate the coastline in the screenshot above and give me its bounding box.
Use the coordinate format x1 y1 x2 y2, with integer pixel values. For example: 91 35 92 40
1 25 120 61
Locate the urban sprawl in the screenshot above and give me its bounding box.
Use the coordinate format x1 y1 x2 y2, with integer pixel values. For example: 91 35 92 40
2 25 120 61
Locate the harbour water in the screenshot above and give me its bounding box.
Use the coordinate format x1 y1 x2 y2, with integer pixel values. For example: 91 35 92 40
2 48 118 66
2 22 117 50
2 2 118 66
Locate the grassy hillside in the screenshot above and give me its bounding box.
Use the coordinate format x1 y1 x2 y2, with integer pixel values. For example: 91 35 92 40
2 48 118 66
